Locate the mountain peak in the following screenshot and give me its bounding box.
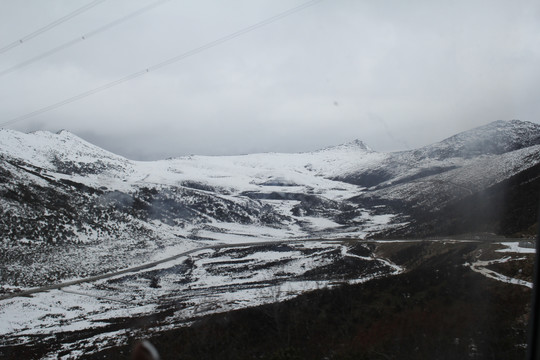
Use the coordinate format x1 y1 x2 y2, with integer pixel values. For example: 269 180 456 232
0 128 129 173
317 139 372 153
413 119 540 160
55 129 74 136
345 139 371 150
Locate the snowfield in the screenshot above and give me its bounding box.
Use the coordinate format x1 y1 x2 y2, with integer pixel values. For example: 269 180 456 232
0 120 539 357
0 240 403 357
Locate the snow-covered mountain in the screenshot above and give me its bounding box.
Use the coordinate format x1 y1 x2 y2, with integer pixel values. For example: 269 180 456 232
1 120 539 286
339 120 540 237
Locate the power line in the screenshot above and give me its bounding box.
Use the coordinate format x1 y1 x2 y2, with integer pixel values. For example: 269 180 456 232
0 0 324 128
0 0 107 55
0 0 172 78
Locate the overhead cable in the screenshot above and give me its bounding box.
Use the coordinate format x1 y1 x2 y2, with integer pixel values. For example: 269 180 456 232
0 0 107 55
0 0 324 127
0 0 172 78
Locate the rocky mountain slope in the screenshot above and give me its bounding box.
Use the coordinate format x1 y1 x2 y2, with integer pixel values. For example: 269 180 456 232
0 120 539 286
341 120 540 237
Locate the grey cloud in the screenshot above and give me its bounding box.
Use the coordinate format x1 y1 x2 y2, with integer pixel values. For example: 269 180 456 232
0 0 538 160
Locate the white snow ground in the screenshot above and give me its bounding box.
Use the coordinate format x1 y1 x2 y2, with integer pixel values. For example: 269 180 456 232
0 241 402 357
467 242 536 289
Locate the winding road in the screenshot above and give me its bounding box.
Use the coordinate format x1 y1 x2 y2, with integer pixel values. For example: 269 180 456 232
0 238 346 301
2 238 526 302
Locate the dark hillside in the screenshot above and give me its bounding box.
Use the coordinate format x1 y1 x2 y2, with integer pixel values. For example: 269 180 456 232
88 242 531 360
386 163 540 238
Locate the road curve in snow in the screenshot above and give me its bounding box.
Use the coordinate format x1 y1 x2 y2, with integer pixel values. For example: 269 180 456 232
0 238 352 301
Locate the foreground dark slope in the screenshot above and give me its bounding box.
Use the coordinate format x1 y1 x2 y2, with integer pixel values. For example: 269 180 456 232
87 241 532 360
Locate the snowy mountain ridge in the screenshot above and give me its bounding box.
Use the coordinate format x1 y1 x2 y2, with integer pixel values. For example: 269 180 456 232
408 120 540 160
0 128 128 167
0 119 539 286
314 138 373 153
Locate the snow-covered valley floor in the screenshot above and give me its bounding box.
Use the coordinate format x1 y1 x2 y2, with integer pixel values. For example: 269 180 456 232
0 238 534 359
0 239 402 358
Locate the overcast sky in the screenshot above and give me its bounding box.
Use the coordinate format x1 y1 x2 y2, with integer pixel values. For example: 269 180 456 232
0 0 539 160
